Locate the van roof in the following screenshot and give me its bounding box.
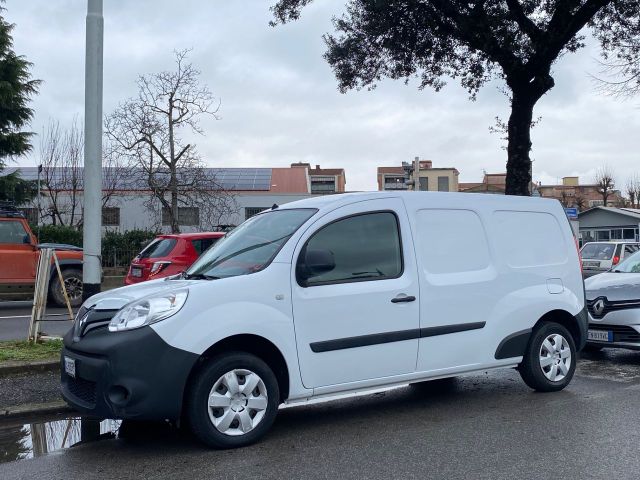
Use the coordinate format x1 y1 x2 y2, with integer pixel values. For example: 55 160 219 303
279 191 561 212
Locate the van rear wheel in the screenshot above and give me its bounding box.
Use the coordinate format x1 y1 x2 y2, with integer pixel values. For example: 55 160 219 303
519 322 576 392
186 352 280 449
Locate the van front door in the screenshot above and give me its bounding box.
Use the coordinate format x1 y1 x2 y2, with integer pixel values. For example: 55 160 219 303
291 198 419 389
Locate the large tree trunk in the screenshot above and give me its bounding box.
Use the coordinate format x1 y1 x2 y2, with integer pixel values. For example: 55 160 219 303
504 90 535 196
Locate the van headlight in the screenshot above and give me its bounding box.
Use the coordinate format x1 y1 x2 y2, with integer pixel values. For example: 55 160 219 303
108 290 188 332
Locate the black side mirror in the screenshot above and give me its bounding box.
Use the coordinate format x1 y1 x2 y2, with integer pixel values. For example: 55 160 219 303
297 248 335 284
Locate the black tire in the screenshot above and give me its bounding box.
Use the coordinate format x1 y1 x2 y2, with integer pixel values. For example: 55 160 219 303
518 322 576 392
49 269 83 307
186 352 280 449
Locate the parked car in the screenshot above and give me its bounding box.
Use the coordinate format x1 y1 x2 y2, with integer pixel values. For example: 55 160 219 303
580 241 640 278
61 192 586 449
0 205 84 307
124 232 225 285
584 249 640 351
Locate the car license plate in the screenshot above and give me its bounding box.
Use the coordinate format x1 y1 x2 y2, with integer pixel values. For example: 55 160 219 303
582 261 600 268
587 330 612 342
64 356 76 378
131 267 142 278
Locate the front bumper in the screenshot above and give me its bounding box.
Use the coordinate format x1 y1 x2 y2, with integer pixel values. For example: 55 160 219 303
61 325 199 421
586 323 640 351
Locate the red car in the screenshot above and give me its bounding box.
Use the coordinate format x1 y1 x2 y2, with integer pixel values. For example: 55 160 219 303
124 232 225 285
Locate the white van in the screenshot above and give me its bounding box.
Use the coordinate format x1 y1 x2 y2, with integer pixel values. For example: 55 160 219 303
61 192 587 448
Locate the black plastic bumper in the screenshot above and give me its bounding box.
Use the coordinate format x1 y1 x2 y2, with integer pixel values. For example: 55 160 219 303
575 306 589 350
61 325 199 421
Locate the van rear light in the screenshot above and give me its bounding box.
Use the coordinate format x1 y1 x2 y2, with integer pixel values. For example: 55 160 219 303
574 237 582 272
612 255 620 266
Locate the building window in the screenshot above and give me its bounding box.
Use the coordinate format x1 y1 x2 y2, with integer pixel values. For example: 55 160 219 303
162 207 200 226
419 177 428 191
311 176 336 194
437 176 450 192
589 200 604 207
102 207 120 226
383 176 406 190
19 208 38 224
245 207 268 220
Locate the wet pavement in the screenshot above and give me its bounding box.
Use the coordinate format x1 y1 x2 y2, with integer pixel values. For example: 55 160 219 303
1 348 640 479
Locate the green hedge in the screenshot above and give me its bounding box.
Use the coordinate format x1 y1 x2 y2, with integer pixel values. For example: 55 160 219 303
32 225 157 265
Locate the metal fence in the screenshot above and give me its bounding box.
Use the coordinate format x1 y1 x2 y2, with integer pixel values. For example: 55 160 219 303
101 247 139 269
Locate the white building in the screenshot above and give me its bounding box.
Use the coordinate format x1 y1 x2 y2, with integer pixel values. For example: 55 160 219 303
11 166 319 232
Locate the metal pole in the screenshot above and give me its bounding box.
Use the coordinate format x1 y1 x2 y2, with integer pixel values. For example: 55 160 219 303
37 164 42 240
83 0 104 300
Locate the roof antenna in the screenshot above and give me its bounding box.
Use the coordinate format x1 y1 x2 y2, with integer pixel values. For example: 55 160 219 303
271 204 279 210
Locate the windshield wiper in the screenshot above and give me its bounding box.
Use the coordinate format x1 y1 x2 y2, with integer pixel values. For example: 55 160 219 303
182 272 220 280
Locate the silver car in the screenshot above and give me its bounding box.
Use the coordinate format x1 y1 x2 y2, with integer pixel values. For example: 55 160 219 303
584 250 640 351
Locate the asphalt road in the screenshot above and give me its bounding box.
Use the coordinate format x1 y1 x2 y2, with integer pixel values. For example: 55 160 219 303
0 301 74 341
2 348 640 479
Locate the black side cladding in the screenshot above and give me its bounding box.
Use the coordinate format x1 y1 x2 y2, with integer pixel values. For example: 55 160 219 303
494 329 532 359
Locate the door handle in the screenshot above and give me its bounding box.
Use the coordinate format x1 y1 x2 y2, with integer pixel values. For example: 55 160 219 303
391 294 416 303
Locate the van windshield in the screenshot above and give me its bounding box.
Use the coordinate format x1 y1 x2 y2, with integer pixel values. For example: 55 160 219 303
184 208 317 279
581 243 615 260
612 251 640 273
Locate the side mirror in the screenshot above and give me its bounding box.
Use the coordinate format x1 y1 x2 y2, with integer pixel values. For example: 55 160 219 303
23 234 32 245
297 248 335 284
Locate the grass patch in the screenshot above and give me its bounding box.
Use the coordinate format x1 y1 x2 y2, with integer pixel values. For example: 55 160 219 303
0 340 63 363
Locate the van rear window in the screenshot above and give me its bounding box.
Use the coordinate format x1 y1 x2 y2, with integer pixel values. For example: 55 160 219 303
581 243 615 260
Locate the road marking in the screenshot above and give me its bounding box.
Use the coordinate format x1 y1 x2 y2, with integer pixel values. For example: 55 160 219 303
0 313 75 320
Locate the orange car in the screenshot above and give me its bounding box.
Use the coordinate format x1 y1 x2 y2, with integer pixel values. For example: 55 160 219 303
0 206 84 307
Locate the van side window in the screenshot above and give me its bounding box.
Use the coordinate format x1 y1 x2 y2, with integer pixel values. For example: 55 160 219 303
0 220 29 244
299 212 402 286
625 245 639 256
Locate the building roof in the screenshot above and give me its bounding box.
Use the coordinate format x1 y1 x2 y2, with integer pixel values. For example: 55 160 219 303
7 166 311 194
578 206 640 220
308 167 345 176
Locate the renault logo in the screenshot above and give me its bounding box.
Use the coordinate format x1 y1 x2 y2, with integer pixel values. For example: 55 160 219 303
592 298 606 317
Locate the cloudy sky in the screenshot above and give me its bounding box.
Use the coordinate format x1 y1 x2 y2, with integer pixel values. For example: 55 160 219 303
6 0 640 191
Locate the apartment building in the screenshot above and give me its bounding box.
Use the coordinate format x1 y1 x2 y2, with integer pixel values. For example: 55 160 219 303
537 176 625 209
377 158 459 192
291 163 346 195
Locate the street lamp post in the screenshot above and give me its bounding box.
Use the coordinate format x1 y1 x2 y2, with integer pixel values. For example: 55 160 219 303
83 0 103 300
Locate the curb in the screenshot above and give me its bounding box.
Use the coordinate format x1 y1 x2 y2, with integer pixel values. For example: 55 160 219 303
1 400 73 419
0 359 60 377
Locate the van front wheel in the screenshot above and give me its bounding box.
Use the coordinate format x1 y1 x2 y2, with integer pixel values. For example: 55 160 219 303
186 352 280 449
518 322 576 392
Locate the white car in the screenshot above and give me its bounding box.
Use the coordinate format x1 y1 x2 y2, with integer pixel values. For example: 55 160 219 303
584 250 640 351
580 241 640 278
61 191 586 448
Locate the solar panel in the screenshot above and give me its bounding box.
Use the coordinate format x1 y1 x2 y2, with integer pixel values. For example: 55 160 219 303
4 167 274 191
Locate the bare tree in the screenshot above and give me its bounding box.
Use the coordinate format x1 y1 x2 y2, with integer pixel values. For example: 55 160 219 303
39 118 83 226
105 50 236 233
594 166 616 207
626 174 640 208
574 192 587 212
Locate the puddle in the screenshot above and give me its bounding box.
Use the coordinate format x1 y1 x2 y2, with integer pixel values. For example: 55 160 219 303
0 416 121 464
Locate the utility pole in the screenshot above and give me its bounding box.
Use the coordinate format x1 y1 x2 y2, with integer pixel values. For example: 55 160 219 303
83 0 103 300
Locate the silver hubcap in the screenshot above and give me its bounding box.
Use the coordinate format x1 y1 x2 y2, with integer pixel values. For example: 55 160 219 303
207 369 268 436
539 334 571 382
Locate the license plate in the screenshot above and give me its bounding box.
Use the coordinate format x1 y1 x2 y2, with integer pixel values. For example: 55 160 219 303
64 356 76 378
582 261 600 268
131 267 142 278
587 330 612 342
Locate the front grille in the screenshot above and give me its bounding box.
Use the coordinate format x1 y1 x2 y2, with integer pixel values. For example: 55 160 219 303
67 376 97 405
587 297 640 319
589 324 640 343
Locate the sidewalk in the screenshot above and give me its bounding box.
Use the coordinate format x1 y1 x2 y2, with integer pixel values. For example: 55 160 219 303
0 367 70 417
